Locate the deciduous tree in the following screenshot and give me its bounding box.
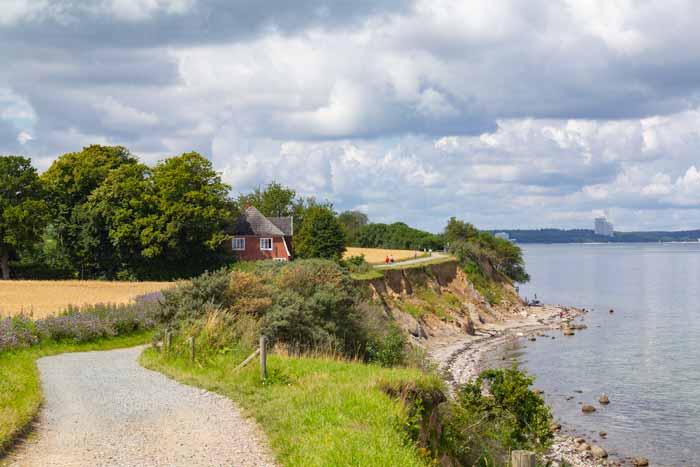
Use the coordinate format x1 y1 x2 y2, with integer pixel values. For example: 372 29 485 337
295 206 346 260
0 156 47 279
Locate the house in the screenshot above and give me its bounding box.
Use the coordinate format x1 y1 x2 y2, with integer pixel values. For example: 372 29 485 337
224 206 293 261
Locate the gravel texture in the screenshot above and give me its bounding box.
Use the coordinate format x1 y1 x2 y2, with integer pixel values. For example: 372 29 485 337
8 346 275 467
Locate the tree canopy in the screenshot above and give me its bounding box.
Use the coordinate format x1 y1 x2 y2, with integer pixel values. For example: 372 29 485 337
0 156 48 279
295 205 346 261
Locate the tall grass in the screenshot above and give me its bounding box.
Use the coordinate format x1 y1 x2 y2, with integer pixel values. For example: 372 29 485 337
141 347 442 467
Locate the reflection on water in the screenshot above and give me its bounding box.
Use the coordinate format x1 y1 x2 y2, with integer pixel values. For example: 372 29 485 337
512 243 700 467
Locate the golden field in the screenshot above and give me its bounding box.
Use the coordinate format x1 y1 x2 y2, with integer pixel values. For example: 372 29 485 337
344 247 423 264
0 280 172 318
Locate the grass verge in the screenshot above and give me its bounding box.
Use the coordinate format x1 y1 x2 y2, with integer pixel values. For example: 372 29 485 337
0 331 153 456
140 348 442 467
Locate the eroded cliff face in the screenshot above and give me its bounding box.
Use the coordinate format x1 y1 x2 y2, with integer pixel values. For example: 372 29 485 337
361 261 524 347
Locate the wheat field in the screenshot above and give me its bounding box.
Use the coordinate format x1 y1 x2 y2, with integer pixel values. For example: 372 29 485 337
0 280 172 318
344 247 423 264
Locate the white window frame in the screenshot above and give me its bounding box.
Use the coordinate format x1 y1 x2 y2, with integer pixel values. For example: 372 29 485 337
260 238 273 251
232 237 245 251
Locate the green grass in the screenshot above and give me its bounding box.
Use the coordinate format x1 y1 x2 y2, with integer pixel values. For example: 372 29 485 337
0 332 153 456
141 348 442 467
350 269 385 280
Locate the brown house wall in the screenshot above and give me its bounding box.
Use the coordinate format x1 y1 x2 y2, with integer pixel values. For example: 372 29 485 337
223 235 291 261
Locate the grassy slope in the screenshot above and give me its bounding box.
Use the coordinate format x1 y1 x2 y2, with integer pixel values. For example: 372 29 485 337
141 348 440 467
0 332 153 456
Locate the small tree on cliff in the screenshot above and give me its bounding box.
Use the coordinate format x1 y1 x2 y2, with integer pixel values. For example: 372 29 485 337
0 156 47 279
295 206 346 260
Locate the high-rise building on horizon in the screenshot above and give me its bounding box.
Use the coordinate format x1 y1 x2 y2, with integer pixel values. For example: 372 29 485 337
594 217 614 237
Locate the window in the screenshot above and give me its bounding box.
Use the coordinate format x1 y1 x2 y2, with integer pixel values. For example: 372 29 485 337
232 238 245 250
260 238 273 251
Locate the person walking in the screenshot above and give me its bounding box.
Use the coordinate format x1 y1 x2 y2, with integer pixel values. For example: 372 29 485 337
385 255 390 265
389 255 395 263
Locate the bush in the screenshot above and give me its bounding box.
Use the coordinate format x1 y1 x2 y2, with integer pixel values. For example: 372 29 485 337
441 365 553 465
263 260 364 354
366 324 406 367
156 268 232 324
340 255 373 275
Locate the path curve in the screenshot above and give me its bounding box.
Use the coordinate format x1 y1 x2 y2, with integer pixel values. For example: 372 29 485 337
8 346 275 467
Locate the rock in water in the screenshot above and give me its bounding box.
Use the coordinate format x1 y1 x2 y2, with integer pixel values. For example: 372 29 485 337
574 437 585 444
632 457 650 466
581 404 596 413
549 422 561 432
563 329 575 336
576 442 591 452
599 431 607 438
599 394 610 404
590 445 608 458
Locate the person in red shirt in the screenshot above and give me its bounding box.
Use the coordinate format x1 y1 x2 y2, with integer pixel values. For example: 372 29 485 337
385 255 390 264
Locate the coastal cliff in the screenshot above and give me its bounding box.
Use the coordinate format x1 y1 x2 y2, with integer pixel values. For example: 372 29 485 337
359 260 525 349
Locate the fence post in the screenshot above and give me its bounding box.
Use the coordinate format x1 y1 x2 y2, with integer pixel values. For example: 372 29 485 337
165 331 172 351
260 335 267 380
511 450 535 467
188 336 195 363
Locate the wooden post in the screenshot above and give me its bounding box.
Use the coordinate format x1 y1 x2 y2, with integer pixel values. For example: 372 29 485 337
511 450 535 467
188 336 195 363
165 331 172 351
260 335 267 380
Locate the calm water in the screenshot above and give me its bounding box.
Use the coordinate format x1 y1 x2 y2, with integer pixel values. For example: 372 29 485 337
515 243 700 466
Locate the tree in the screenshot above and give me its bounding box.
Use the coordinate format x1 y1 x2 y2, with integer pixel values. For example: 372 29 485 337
237 181 332 229
444 216 479 244
40 145 137 273
0 156 47 279
295 206 346 260
237 181 297 217
71 151 236 280
337 210 369 245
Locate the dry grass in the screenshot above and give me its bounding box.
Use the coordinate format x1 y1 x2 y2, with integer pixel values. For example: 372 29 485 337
344 247 424 264
0 280 172 318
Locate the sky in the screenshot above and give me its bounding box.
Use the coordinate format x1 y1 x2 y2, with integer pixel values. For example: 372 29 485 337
2 0 700 233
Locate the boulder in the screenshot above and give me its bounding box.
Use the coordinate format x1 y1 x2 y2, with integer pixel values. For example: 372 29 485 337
549 422 561 432
574 437 585 444
581 404 596 413
563 329 575 336
576 442 591 452
599 394 610 405
599 431 607 438
591 445 608 458
632 457 649 466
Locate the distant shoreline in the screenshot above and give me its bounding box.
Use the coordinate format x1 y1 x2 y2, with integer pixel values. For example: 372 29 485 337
489 228 700 244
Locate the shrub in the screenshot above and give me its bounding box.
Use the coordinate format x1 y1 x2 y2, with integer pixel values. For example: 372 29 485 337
366 324 406 367
441 365 553 465
262 260 365 354
341 255 373 275
156 268 232 324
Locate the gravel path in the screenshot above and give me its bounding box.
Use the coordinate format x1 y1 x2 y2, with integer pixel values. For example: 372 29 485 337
374 252 449 268
7 346 275 467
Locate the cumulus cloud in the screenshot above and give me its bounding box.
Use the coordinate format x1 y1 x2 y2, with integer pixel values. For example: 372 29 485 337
3 0 700 230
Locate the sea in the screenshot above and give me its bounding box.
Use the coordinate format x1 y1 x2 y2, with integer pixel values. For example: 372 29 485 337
512 243 700 466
